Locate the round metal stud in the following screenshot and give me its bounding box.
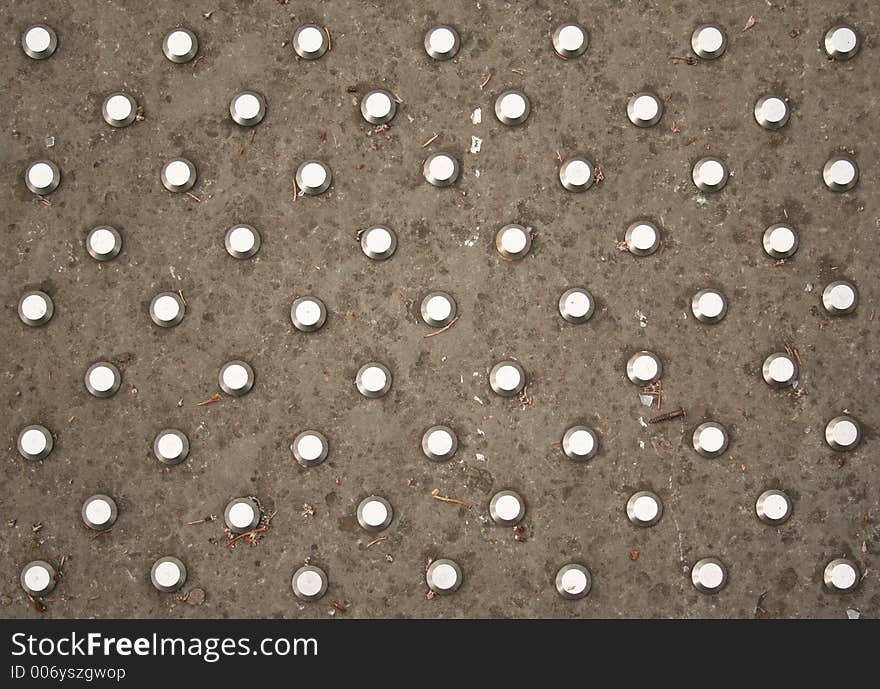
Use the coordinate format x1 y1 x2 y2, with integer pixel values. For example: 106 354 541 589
357 495 393 531
18 290 54 326
562 425 599 462
691 289 727 324
292 430 329 467
421 425 458 462
823 156 858 192
558 287 595 324
489 360 526 397
22 25 58 60
295 160 332 195
626 351 662 386
559 156 594 192
356 362 392 398
762 223 798 259
17 424 53 461
692 156 728 192
360 225 397 260
150 291 185 328
86 226 122 261
762 352 798 388
292 565 328 601
626 491 663 527
291 296 327 332
495 90 530 126
823 558 860 593
627 92 663 128
219 360 255 397
423 152 460 187
360 89 396 125
161 158 196 193
162 28 198 63
825 415 861 452
755 489 792 525
82 494 117 531
151 556 187 593
625 220 660 256
293 24 328 60
229 91 266 127
495 224 532 260
824 24 860 61
102 92 137 128
552 22 588 59
822 280 858 315
25 160 60 195
85 361 121 398
224 224 261 259
424 25 460 61
691 558 727 593
420 292 457 328
21 561 56 596
691 24 726 60
224 497 261 534
426 559 462 595
753 95 790 130
692 422 729 458
555 564 591 600
153 429 190 466
489 490 525 526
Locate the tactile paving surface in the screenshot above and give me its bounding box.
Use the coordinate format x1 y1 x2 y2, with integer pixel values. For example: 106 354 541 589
2 1 879 618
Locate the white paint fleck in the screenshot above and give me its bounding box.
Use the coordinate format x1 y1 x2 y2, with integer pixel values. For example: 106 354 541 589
639 440 645 449
474 169 480 178
473 396 484 405
470 107 482 124
635 309 648 328
638 416 648 428
469 136 482 154
475 453 486 461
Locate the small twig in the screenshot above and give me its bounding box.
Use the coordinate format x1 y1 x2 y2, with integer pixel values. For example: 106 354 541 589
741 16 756 33
177 289 187 306
292 177 298 202
27 593 46 613
91 528 112 540
186 515 216 526
185 191 201 203
34 195 52 206
195 393 222 407
684 135 698 146
755 590 768 617
430 488 471 509
669 55 697 65
366 535 387 549
331 600 346 614
510 68 526 76
423 315 459 338
648 407 685 424
249 129 256 144
555 149 563 164
323 26 332 51
192 55 205 69
671 120 681 134
421 132 439 148
480 71 492 89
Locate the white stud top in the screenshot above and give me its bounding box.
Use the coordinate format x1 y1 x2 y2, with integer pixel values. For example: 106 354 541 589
759 97 787 124
228 226 256 253
829 562 857 589
557 25 585 52
233 93 261 120
85 498 113 526
24 564 52 592
425 295 452 322
88 365 116 392
499 92 527 120
360 366 387 393
28 162 55 189
20 294 48 320
361 500 388 527
698 159 725 186
295 300 322 327
564 291 591 319
300 162 327 188
364 91 393 119
426 428 454 456
364 227 393 253
166 30 193 57
493 364 522 392
832 419 859 447
768 357 795 383
562 159 591 186
153 295 181 322
632 495 659 522
631 355 658 381
499 226 528 254
222 363 250 391
767 225 795 253
429 563 458 590
568 429 595 456
494 494 521 521
629 223 657 250
829 27 857 53
828 283 856 311
25 26 52 53
157 433 184 459
697 291 725 318
560 568 588 595
228 502 256 529
699 425 726 453
106 94 133 120
164 160 191 187
697 562 724 589
632 95 659 121
428 154 456 181
762 493 789 521
695 26 724 53
296 569 324 596
828 159 856 186
153 560 182 588
89 228 117 255
20 428 48 455
427 27 456 54
297 434 324 461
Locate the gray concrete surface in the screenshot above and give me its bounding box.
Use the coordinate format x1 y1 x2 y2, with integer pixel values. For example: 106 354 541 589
2 0 878 619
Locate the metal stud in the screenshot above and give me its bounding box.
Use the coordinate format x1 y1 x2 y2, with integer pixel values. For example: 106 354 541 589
692 422 729 458
762 223 798 259
420 291 457 328
292 430 329 467
161 158 196 192
356 362 392 398
562 425 599 462
21 561 56 596
489 490 526 526
151 556 187 592
229 91 266 126
495 89 530 126
691 24 726 60
753 95 790 130
86 226 122 261
489 360 526 397
558 287 595 324
626 350 662 385
824 24 860 61
822 280 858 315
17 424 53 461
225 224 261 259
627 92 663 128
360 225 397 260
25 160 60 195
559 156 594 192
755 489 792 525
421 425 458 462
424 25 460 61
102 92 137 128
762 352 798 388
823 156 858 192
691 289 727 323
625 220 660 256
162 28 198 63
224 497 261 534
423 152 459 187
22 24 58 60
18 290 54 326
85 361 121 398
552 22 588 59
825 415 861 452
153 429 190 466
150 291 185 328
360 89 396 125
218 360 255 397
495 224 532 260
692 156 728 192
823 558 860 593
426 558 462 595
292 565 328 601
82 494 117 531
357 495 393 531
691 557 727 593
295 160 332 195
293 24 328 60
555 564 591 599
626 491 663 527
291 296 327 332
